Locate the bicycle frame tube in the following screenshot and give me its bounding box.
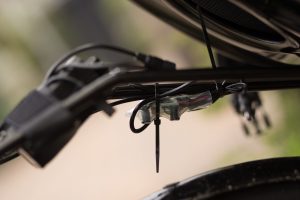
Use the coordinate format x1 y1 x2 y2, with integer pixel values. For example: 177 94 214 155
1 66 300 164
110 81 300 99
63 67 300 114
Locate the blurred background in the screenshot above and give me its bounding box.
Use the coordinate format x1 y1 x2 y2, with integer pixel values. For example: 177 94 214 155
0 0 299 199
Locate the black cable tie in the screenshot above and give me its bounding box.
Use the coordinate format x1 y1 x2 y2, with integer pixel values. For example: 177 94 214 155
155 83 161 173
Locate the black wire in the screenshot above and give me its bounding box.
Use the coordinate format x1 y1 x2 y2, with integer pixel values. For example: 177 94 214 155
109 83 156 107
55 61 143 73
197 5 217 69
44 43 138 82
159 81 194 98
129 81 195 133
129 98 153 133
110 96 148 107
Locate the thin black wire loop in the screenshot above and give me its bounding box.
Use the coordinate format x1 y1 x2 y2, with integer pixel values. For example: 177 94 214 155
129 81 195 133
129 98 152 134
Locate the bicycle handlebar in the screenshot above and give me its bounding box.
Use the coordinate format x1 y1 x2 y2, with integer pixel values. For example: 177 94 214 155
0 44 300 167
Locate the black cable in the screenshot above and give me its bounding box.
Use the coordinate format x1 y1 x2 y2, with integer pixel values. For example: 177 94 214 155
197 5 217 69
129 98 153 133
44 43 138 82
129 81 195 133
110 96 148 107
44 43 176 90
159 81 194 98
109 84 154 107
110 81 245 109
55 62 143 73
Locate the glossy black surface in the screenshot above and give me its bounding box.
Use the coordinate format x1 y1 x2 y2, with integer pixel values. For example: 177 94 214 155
132 0 300 66
143 157 300 199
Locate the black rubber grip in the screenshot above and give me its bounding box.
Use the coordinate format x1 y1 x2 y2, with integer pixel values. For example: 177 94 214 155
1 90 56 129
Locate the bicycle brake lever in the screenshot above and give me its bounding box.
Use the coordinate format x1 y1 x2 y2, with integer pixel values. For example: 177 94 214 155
231 92 271 136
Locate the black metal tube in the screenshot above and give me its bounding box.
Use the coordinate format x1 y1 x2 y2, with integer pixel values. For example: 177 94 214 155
109 81 300 99
118 67 300 83
63 67 300 113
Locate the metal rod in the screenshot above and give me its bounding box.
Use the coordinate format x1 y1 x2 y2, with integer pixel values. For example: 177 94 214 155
118 68 300 83
64 67 300 113
109 81 300 99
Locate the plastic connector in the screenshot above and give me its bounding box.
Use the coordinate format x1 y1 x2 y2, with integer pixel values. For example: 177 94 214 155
135 91 213 124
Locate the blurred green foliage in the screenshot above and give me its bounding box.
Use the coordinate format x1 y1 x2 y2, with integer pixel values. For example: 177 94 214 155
267 90 300 155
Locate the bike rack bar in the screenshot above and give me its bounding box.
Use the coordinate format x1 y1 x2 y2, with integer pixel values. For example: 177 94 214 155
63 67 300 114
118 67 300 83
109 80 300 99
1 67 298 155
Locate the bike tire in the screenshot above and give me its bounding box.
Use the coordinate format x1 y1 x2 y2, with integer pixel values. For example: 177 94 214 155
144 157 300 200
